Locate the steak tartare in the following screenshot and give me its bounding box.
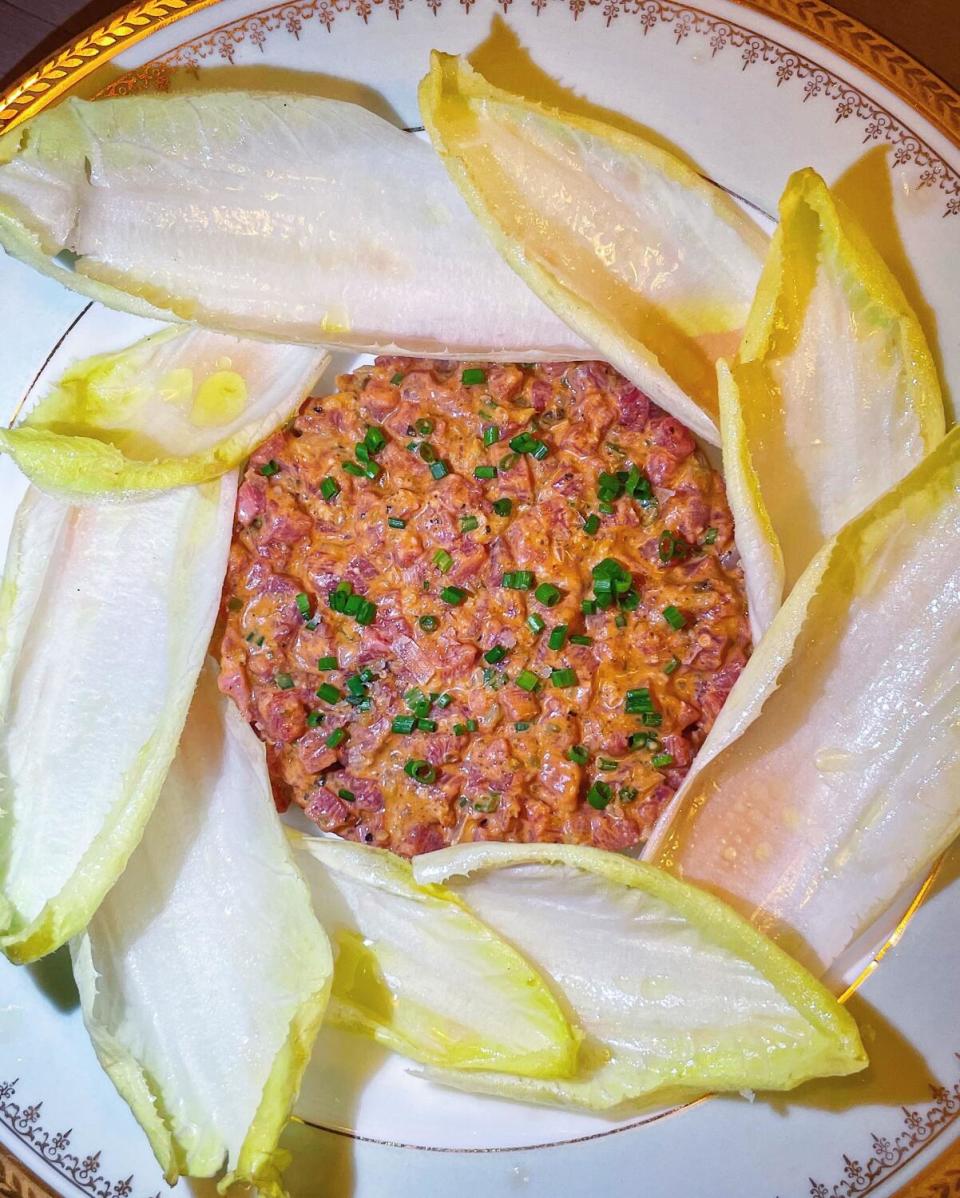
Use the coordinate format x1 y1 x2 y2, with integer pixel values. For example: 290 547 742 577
218 358 751 856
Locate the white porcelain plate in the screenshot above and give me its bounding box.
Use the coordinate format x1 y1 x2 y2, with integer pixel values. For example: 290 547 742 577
2 2 959 1196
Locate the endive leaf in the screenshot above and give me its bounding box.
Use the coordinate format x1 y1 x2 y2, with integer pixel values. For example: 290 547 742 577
413 843 865 1111
419 53 770 443
0 93 589 359
0 475 236 963
290 834 577 1078
72 661 332 1194
646 427 960 976
0 325 328 498
720 168 944 638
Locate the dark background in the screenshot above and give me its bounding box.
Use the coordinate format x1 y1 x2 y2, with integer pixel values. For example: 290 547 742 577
2 0 959 93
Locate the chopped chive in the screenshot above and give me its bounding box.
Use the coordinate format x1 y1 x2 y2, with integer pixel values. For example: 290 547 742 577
436 692 453 708
306 710 323 728
625 688 655 713
404 758 437 784
412 700 432 719
516 669 540 692
615 614 627 628
484 645 507 664
663 656 680 675
581 599 597 616
355 443 371 464
651 753 675 768
570 634 593 646
598 758 619 771
441 585 468 605
405 688 427 710
460 515 480 533
502 571 535 590
363 461 381 480
703 527 719 545
342 460 365 477
548 625 568 651
461 368 486 385
360 668 377 683
391 372 405 385
619 589 640 610
629 732 654 750
492 497 513 517
527 613 546 634
642 712 663 727
663 605 687 630
482 667 507 689
316 683 342 704
276 673 295 690
345 674 367 696
296 593 311 617
587 782 613 810
226 596 243 612
453 723 469 736
417 441 437 464
388 517 407 529
355 599 377 626
514 721 531 731
483 425 500 447
338 788 356 803
550 668 577 688
256 635 265 647
415 418 434 436
583 514 600 536
433 549 454 573
466 718 479 732
258 459 280 477
472 795 500 813
624 464 643 497
474 465 497 479
620 786 639 803
599 501 615 515
320 476 340 501
245 631 257 642
419 614 438 631
417 718 438 732
499 452 519 471
317 656 337 670
535 583 562 607
430 460 450 480
325 727 347 748
344 593 363 616
364 426 387 454
566 744 589 765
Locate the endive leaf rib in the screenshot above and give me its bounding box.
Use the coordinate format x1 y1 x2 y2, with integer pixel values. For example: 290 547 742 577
646 427 960 976
0 476 236 962
72 661 333 1194
419 52 770 444
291 834 578 1078
412 842 866 1112
0 325 328 498
0 93 590 359
720 168 944 637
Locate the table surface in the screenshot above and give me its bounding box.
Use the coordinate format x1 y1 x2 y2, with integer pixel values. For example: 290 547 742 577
1 0 960 94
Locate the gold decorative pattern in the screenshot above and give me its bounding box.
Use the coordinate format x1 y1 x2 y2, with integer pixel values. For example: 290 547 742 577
0 0 221 131
0 1142 57 1198
798 1062 960 1197
90 0 960 217
730 1 960 146
0 1081 160 1198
